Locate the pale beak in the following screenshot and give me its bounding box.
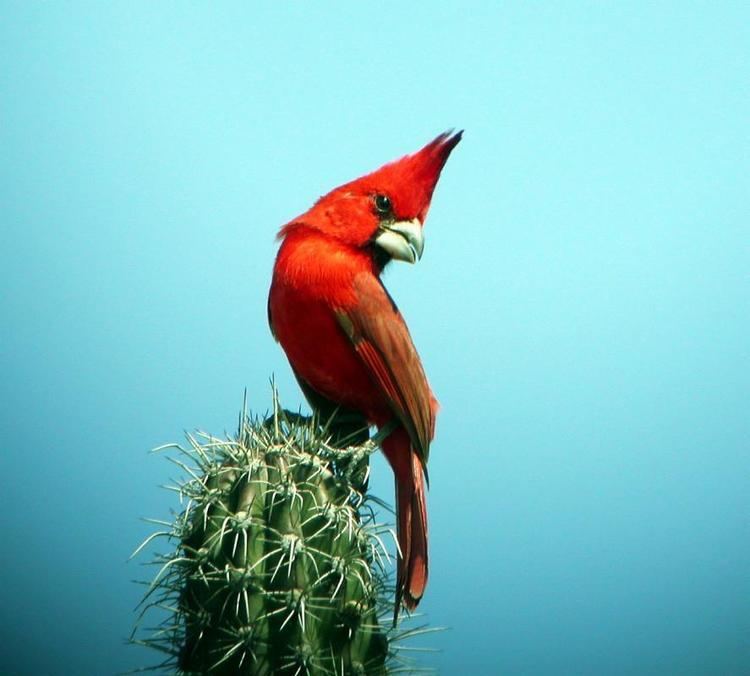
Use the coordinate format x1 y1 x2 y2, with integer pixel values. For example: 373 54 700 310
374 218 425 264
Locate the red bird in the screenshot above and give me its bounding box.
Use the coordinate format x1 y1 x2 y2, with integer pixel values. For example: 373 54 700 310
268 131 462 613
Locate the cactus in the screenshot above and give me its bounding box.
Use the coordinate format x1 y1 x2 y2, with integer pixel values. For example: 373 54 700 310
132 394 430 675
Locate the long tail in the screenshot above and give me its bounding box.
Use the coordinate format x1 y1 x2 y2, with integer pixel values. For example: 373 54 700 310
382 427 428 618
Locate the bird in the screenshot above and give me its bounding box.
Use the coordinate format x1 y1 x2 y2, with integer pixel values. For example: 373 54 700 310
268 131 462 615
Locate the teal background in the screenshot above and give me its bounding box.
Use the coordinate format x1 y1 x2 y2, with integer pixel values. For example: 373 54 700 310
1 3 748 674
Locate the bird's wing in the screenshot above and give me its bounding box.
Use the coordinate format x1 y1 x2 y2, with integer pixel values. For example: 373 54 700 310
335 271 435 469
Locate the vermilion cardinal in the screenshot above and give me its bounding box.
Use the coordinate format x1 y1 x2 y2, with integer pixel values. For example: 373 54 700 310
268 131 462 614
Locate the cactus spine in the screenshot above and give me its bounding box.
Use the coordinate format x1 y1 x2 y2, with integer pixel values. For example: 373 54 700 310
133 396 420 675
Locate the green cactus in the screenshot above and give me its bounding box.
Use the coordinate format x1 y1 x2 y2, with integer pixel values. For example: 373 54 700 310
132 394 430 675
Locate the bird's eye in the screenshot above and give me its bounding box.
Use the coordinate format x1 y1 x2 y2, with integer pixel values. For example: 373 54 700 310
374 194 392 216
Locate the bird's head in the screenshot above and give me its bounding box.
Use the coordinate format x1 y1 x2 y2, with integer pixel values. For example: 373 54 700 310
282 131 462 266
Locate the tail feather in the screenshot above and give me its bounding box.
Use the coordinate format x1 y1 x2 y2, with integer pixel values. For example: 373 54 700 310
405 452 428 608
383 428 429 619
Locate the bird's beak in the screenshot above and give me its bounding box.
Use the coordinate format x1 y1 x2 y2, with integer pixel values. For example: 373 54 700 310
374 218 425 264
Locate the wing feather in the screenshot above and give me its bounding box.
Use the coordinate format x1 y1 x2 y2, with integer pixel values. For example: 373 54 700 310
335 272 435 468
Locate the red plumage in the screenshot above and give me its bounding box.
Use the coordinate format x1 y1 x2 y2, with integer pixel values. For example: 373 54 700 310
268 131 461 614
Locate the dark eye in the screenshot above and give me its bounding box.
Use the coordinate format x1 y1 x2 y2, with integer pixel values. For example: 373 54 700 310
374 194 392 216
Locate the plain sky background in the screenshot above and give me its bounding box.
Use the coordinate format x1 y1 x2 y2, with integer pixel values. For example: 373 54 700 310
1 3 748 674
